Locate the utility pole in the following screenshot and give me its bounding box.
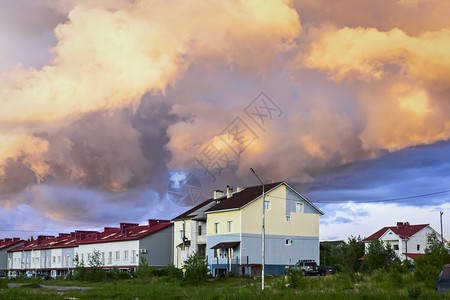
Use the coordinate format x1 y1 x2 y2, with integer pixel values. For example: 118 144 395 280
440 211 444 245
250 168 265 290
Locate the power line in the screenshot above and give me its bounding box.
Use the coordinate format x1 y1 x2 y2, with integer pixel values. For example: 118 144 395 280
265 189 450 203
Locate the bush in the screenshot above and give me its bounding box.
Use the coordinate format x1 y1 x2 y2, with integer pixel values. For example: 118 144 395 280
389 270 403 288
183 252 208 284
407 286 422 298
0 278 7 289
136 256 152 279
286 265 307 289
166 264 183 279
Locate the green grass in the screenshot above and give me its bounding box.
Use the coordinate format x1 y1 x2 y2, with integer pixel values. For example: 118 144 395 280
1 273 450 299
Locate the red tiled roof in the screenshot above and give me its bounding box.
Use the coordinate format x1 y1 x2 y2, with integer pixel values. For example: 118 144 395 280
8 234 83 252
404 253 426 260
205 182 283 212
362 223 429 242
8 220 173 251
0 238 23 251
76 221 173 244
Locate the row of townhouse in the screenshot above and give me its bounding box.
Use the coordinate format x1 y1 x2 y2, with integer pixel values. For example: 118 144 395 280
1 181 324 277
2 220 173 278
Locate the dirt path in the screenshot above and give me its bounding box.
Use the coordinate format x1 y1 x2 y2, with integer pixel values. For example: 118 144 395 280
8 283 93 291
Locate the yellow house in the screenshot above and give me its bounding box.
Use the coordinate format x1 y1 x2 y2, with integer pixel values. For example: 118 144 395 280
205 182 323 276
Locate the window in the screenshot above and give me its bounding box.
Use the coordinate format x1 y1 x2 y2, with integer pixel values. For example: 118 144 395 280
115 251 120 260
417 244 420 251
81 253 84 263
132 250 137 263
124 250 129 260
67 255 71 266
87 253 91 261
227 221 233 233
214 222 220 234
285 215 291 223
101 252 105 264
108 252 112 264
198 225 202 236
285 239 292 246
53 256 56 263
58 256 61 263
264 201 270 210
296 202 304 213
180 230 184 240
393 245 399 250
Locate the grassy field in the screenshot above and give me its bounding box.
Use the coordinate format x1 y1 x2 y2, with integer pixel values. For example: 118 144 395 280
1 273 449 299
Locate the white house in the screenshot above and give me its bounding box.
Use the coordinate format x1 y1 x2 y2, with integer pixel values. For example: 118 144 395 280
7 232 93 278
362 222 447 261
76 220 173 271
0 238 23 276
172 197 218 268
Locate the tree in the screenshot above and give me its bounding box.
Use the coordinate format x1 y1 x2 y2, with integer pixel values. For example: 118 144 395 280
183 252 209 284
362 238 399 272
87 249 105 281
136 256 153 279
414 232 450 288
73 253 86 281
328 236 365 274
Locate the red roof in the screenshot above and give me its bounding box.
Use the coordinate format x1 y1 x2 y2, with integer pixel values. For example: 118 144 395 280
362 223 429 242
403 253 426 260
8 234 88 252
76 221 172 245
0 238 23 251
8 220 173 251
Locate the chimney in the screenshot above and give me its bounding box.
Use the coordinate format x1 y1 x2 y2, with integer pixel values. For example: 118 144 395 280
95 232 100 240
4 238 12 242
236 186 245 193
404 222 410 227
226 185 233 198
214 190 224 200
125 228 129 237
397 222 404 229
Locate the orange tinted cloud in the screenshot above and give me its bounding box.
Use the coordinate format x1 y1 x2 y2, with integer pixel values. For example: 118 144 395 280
303 26 450 151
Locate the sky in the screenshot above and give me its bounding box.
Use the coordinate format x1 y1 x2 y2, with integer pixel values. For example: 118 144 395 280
1 0 450 242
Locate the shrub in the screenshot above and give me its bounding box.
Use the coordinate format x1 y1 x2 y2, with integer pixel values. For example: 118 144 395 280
0 278 7 289
183 252 209 284
286 265 307 289
389 270 403 288
408 286 422 298
136 256 152 279
166 264 183 279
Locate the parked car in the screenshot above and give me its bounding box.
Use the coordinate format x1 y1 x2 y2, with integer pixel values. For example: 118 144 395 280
318 265 335 276
0 274 6 279
436 264 450 293
297 260 319 276
37 274 51 280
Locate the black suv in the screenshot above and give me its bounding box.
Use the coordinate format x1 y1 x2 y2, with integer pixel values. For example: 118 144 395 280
297 260 319 276
318 265 335 276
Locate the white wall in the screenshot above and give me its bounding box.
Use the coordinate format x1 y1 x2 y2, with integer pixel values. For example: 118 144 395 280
77 240 139 268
